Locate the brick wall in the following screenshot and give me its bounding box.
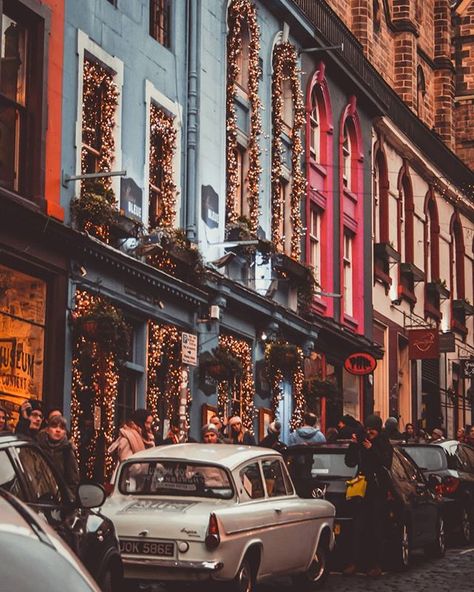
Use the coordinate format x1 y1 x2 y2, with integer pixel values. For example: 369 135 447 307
453 2 474 169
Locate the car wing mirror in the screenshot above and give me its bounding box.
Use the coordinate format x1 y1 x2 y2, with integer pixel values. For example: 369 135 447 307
77 483 106 509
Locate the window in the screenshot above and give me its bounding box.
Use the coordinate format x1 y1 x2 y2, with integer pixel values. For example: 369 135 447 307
373 0 381 33
262 459 289 497
343 233 353 316
235 144 249 218
342 125 351 190
400 172 414 264
281 76 294 131
116 322 142 431
417 66 426 117
0 450 25 500
452 215 465 301
239 462 264 499
309 90 320 160
236 22 250 92
15 446 62 504
0 3 43 195
279 176 291 254
150 0 171 48
309 205 321 286
106 0 117 6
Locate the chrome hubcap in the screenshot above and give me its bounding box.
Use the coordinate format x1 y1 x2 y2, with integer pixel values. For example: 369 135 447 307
238 563 251 592
308 548 326 582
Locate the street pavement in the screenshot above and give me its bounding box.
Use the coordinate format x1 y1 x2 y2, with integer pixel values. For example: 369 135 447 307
149 545 474 591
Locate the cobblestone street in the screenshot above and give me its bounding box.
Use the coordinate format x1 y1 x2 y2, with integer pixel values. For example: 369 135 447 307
151 546 474 592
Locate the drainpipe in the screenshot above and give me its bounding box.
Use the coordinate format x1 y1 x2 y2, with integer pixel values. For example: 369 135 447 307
184 0 200 241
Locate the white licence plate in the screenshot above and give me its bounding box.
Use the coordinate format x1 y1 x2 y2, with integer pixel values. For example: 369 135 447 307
119 539 175 557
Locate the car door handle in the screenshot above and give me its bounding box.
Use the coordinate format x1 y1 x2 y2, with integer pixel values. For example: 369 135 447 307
274 508 282 513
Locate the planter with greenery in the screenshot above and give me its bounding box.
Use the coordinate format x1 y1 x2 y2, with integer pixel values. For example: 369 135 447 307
305 378 341 404
200 347 243 383
71 181 117 237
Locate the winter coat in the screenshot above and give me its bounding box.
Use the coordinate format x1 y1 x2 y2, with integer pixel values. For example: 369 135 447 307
259 432 287 453
37 431 80 495
344 433 393 498
288 426 326 446
230 430 256 446
108 425 146 462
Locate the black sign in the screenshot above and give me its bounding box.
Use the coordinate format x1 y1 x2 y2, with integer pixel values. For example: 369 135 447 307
201 185 218 228
439 331 456 353
120 177 143 221
462 359 474 379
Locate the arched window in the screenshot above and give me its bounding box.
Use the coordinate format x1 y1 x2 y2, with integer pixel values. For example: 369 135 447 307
373 0 381 34
236 22 250 93
305 63 333 314
425 191 440 283
417 66 426 117
399 168 414 264
342 124 352 191
374 147 389 244
282 72 294 131
451 213 465 301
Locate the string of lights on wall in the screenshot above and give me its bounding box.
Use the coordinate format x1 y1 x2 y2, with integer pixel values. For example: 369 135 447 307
226 0 262 233
218 334 256 432
147 322 184 422
149 104 178 229
290 346 306 429
70 290 121 481
271 42 305 259
80 58 119 241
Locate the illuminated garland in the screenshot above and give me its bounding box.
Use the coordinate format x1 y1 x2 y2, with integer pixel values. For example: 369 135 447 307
226 0 262 232
149 105 177 229
80 58 119 241
265 342 305 429
271 42 305 258
218 334 255 432
147 322 183 421
70 291 123 481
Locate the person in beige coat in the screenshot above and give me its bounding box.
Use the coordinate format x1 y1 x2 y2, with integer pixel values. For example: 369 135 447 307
108 409 155 463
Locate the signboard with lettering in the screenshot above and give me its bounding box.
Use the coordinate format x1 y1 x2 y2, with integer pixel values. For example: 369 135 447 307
462 359 474 379
181 332 197 366
408 329 439 360
439 331 456 353
344 352 377 375
120 177 143 222
201 185 218 229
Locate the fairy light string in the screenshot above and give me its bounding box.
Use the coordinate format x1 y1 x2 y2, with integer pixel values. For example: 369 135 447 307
271 42 305 258
80 58 119 241
226 0 262 232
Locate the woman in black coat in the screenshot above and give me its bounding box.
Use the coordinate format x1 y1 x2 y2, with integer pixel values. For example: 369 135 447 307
344 414 393 577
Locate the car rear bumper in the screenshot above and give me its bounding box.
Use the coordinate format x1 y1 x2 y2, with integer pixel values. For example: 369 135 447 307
123 557 224 582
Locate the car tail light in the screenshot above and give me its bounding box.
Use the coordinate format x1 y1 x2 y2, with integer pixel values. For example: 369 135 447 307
205 513 220 550
441 476 460 495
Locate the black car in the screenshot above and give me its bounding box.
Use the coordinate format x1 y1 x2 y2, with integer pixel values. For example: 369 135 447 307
284 443 445 570
0 432 123 591
402 440 474 544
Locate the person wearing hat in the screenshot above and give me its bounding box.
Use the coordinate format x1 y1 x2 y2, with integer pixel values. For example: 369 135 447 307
343 414 393 578
227 415 256 445
259 421 287 453
383 416 404 442
201 423 220 444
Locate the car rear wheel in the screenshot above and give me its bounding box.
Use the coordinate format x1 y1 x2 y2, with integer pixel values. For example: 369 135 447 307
458 507 472 545
227 558 254 592
425 517 446 558
392 522 410 571
292 540 328 590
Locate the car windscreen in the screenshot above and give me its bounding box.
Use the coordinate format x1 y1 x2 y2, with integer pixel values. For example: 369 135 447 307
402 447 447 471
118 460 234 499
286 451 354 479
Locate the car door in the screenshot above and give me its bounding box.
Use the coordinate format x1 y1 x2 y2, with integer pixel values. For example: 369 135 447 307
0 449 28 501
399 451 437 546
458 445 474 511
10 444 84 554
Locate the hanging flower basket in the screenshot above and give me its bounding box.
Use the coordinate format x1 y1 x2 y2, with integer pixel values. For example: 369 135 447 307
75 299 130 359
305 378 341 402
71 181 117 233
267 342 299 371
200 347 243 383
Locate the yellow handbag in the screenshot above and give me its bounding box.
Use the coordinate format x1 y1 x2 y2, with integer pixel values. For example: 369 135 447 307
345 474 368 500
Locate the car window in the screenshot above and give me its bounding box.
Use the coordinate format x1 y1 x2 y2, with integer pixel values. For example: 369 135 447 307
262 460 288 497
119 461 234 499
398 452 419 481
239 462 264 499
14 446 62 505
402 446 447 471
0 450 25 500
391 452 408 481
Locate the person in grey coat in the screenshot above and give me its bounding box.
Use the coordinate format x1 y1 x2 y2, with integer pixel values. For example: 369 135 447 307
288 412 326 446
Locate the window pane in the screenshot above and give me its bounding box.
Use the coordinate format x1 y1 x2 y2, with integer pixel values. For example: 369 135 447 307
15 447 62 504
0 101 20 190
150 0 171 48
1 15 27 105
0 450 25 500
262 460 288 497
240 462 264 499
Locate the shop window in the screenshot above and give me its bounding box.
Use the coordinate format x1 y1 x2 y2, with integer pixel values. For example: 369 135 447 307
0 3 43 196
0 264 46 417
343 232 353 317
116 322 142 430
150 0 171 48
309 204 321 287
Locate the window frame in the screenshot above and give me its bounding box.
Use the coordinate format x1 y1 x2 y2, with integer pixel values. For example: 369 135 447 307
149 0 171 49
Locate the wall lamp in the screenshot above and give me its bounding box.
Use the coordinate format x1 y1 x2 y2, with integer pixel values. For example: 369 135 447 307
260 320 279 343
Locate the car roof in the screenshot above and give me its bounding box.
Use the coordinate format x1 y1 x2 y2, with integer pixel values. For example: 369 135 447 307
0 432 23 446
401 440 458 450
126 443 281 470
284 443 350 453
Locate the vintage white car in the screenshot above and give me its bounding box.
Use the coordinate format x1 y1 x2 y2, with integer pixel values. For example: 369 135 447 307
102 444 335 592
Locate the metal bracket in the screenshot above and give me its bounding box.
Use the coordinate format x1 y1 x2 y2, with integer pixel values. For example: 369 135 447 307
62 170 127 188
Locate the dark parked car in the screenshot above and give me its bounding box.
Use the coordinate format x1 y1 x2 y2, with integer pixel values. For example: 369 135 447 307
0 432 123 591
402 440 474 544
284 443 445 570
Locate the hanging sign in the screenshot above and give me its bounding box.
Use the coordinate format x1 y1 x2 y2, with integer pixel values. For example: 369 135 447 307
181 332 198 366
408 329 439 360
344 352 377 375
462 359 474 379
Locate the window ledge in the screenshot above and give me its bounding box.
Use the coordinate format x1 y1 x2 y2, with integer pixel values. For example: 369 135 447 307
342 187 358 203
311 297 328 315
451 317 468 336
308 160 327 177
374 266 392 289
424 301 441 322
399 283 417 305
343 313 358 332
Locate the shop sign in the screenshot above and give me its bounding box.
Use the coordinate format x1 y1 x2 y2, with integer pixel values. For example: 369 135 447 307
344 352 377 375
120 177 142 221
461 359 474 379
201 185 219 229
408 329 439 360
181 332 197 366
439 331 456 353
